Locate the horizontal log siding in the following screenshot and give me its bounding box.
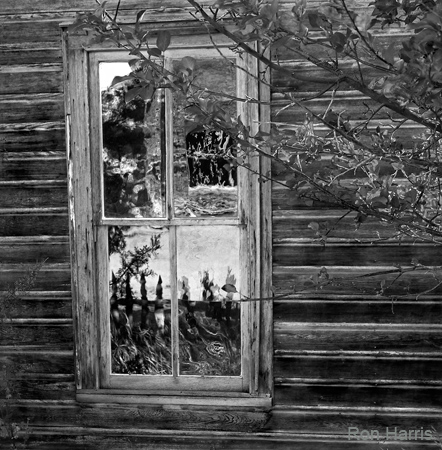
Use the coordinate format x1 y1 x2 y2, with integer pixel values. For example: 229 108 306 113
271 19 442 447
0 4 75 434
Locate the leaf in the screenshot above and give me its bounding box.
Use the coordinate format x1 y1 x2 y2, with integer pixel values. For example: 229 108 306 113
125 86 142 103
138 84 155 101
271 35 292 50
382 41 396 65
156 30 171 52
110 75 134 87
180 56 196 72
136 9 147 23
308 221 320 232
330 31 347 52
184 119 203 135
147 47 162 57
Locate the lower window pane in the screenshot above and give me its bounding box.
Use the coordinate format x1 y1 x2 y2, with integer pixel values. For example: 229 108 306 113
108 226 172 374
176 226 241 376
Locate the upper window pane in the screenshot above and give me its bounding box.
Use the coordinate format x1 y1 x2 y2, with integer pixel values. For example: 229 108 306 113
172 58 238 217
100 62 166 218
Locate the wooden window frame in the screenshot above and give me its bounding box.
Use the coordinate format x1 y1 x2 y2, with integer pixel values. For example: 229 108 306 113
63 27 272 408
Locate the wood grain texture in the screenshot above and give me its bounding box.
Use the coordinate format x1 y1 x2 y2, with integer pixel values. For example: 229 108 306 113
3 428 438 450
274 354 442 383
0 122 65 152
274 324 442 353
4 401 270 432
0 264 71 291
0 94 64 124
0 21 62 48
0 214 69 236
0 237 69 264
0 323 73 347
64 41 99 390
273 266 442 297
273 210 404 243
273 300 442 324
0 48 61 65
0 0 214 14
0 183 68 208
267 408 442 434
0 295 72 319
273 243 440 267
0 378 75 400
0 67 62 95
0 350 74 374
274 383 442 410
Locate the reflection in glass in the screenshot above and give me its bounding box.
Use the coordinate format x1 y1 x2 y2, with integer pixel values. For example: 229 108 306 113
100 62 166 218
108 226 171 374
176 226 241 376
173 58 238 217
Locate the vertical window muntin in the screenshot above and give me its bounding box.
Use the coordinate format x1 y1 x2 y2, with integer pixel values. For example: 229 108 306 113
92 47 250 392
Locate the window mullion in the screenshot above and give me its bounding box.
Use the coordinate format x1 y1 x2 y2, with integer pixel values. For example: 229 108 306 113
164 59 180 377
169 225 179 377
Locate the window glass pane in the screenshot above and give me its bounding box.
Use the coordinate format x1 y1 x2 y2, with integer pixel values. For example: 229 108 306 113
172 58 238 217
108 226 171 374
100 62 166 218
176 226 241 376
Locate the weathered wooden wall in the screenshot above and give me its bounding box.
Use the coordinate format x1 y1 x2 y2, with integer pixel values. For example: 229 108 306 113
0 1 441 449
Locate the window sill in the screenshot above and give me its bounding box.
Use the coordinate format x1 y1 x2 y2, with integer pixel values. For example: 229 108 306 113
76 389 272 408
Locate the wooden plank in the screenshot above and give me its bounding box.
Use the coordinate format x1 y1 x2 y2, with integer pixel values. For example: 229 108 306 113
273 210 403 243
272 184 346 210
0 378 75 400
5 429 438 450
258 46 273 397
0 21 61 48
274 354 442 383
267 408 442 435
273 243 441 267
8 401 442 438
0 213 69 236
0 0 214 14
273 266 442 298
65 41 99 390
0 183 67 208
0 0 371 14
0 49 61 65
0 122 65 152
274 324 442 354
0 295 71 319
274 383 442 410
0 237 69 264
0 350 74 374
0 323 73 347
0 68 62 95
273 31 407 62
0 94 64 124
5 401 269 431
0 264 71 291
273 300 442 325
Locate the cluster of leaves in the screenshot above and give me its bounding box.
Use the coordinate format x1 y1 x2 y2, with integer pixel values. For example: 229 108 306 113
72 0 442 297
203 0 442 243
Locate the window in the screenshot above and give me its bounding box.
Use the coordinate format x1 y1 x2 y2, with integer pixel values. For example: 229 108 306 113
64 29 272 407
